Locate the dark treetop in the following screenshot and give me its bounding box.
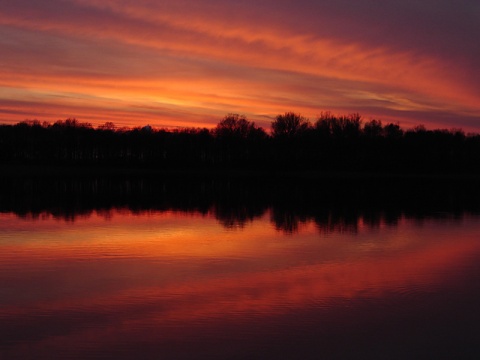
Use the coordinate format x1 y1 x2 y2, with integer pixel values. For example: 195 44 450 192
1 113 480 174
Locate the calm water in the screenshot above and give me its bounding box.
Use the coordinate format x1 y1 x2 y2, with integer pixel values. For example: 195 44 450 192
1 207 480 359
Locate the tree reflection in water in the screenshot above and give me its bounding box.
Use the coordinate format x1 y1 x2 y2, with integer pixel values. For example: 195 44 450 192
1 173 479 234
2 173 480 360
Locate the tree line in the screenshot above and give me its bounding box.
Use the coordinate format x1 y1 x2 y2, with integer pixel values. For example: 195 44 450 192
1 112 480 173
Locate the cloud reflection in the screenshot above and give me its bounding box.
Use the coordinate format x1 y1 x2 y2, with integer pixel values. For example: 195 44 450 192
2 210 480 359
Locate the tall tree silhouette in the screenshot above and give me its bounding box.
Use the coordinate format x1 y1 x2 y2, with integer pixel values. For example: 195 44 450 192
212 114 267 167
2 112 480 174
214 114 258 139
271 112 310 138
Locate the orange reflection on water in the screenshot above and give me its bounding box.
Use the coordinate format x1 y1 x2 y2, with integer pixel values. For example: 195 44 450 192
1 210 480 358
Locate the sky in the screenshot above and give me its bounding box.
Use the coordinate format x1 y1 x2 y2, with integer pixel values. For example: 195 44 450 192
0 0 479 131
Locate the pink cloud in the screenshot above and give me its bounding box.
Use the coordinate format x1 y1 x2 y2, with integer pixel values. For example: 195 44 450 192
0 0 479 130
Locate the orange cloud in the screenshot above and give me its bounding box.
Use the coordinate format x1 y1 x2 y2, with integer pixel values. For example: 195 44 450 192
0 1 479 129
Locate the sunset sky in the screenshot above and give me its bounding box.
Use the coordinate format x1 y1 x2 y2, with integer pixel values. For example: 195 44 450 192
1 0 479 130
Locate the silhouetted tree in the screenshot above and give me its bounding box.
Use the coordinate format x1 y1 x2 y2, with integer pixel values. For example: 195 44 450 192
315 112 362 139
363 119 383 138
98 122 116 131
212 114 267 167
312 113 364 170
383 122 403 139
271 112 310 138
2 113 480 174
214 114 257 139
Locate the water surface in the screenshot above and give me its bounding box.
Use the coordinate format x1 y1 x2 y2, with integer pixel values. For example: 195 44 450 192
1 207 480 359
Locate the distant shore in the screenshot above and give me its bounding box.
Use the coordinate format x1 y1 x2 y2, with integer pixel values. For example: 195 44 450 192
3 164 480 182
3 115 480 176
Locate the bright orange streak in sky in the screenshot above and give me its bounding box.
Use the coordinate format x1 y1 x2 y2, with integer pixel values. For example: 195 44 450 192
0 1 479 130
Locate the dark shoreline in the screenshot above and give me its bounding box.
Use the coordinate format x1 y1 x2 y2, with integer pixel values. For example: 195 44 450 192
2 164 480 230
3 117 480 176
3 164 480 181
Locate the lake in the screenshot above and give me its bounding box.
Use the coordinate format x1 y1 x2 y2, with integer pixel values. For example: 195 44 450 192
1 174 480 359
